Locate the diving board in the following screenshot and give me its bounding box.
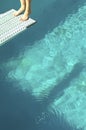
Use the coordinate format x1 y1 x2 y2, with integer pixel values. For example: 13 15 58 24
0 9 36 46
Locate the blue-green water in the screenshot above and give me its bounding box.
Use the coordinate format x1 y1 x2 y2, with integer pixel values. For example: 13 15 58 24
0 0 86 130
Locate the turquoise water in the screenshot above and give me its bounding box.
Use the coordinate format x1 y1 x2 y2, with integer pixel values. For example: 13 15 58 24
0 0 86 130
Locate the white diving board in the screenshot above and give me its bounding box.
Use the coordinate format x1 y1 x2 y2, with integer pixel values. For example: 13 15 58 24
0 9 36 46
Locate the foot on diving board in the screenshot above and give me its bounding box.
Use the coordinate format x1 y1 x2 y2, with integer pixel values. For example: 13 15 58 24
0 9 36 46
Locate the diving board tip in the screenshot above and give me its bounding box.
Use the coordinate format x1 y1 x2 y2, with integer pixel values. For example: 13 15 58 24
0 9 36 46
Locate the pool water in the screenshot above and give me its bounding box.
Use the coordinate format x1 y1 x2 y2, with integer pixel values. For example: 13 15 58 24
0 0 86 130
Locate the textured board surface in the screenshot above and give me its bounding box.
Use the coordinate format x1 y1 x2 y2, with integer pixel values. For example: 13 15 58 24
0 9 36 46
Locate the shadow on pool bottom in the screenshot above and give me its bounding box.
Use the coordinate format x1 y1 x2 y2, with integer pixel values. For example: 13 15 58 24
0 0 85 63
0 81 82 130
0 110 80 130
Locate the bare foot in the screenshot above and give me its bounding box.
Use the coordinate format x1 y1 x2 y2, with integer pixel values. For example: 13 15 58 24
20 10 31 21
20 14 29 21
13 6 25 16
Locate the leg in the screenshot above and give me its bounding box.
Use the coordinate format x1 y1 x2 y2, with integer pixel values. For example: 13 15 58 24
20 0 31 21
13 0 26 16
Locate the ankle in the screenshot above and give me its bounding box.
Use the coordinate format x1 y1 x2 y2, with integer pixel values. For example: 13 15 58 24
20 5 26 10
